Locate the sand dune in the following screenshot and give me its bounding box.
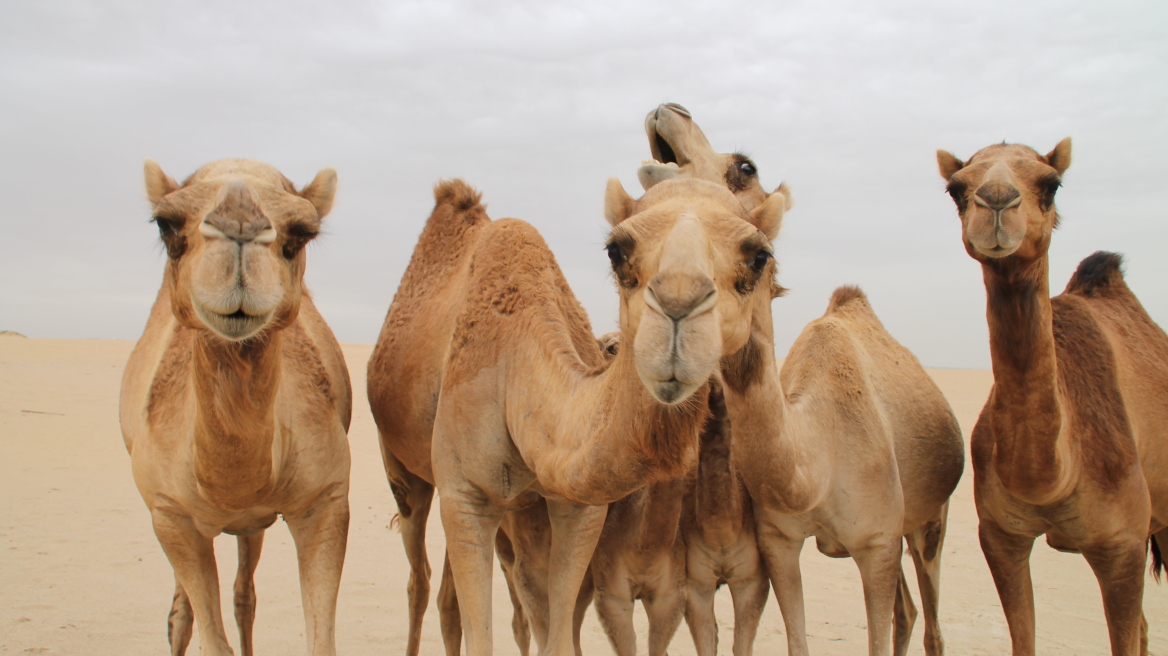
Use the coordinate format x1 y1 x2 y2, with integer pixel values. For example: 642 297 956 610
1 336 1164 655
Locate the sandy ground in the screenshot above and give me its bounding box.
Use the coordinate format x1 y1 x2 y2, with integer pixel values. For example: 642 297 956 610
1 335 1164 655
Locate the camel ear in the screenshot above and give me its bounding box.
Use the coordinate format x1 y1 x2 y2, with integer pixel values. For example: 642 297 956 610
750 184 791 240
1045 137 1072 175
144 159 179 207
936 150 964 181
300 168 338 218
604 177 636 227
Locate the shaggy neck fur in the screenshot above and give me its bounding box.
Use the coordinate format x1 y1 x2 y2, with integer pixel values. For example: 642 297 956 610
191 331 282 510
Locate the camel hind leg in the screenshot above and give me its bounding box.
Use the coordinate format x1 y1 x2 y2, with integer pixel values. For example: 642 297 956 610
905 505 949 656
233 532 265 656
438 551 463 656
495 528 531 656
382 448 436 656
167 577 194 656
892 562 918 656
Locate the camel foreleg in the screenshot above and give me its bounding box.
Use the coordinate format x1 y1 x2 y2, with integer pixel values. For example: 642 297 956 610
852 539 903 656
1081 536 1148 656
684 575 719 656
978 520 1036 656
233 532 265 656
151 509 234 656
594 584 638 656
440 487 506 656
756 525 810 656
286 492 350 656
645 584 687 656
545 499 607 656
727 568 769 656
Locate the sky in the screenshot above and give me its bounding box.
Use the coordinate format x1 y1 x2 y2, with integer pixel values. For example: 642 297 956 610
2 0 1166 369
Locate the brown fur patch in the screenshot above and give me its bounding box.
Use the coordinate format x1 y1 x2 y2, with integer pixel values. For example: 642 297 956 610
1051 294 1140 490
1063 251 1126 298
722 335 766 395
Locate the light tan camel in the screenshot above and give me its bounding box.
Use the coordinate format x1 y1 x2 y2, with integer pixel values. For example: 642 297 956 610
713 284 966 656
936 139 1167 655
368 177 789 656
621 158 966 655
581 105 782 656
120 159 351 656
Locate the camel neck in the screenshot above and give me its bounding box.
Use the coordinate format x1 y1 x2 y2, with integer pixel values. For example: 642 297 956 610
692 382 747 533
980 256 1068 502
719 306 829 515
513 341 708 506
190 331 282 510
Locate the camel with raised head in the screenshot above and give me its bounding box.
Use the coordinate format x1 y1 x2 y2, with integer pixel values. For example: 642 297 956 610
622 144 967 654
937 139 1167 655
368 177 789 656
584 104 781 656
120 159 350 656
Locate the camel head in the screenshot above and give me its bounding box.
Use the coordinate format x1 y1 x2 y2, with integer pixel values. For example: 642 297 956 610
143 158 337 341
605 176 792 404
638 103 773 212
937 138 1071 261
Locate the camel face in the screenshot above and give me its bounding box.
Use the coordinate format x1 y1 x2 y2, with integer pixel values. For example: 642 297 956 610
937 139 1071 261
143 159 336 341
639 103 769 212
605 177 787 404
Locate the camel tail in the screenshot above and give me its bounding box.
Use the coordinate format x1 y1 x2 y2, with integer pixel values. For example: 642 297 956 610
1152 533 1164 583
1064 251 1129 298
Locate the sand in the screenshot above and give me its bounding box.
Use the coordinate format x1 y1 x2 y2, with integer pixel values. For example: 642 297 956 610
1 335 1164 655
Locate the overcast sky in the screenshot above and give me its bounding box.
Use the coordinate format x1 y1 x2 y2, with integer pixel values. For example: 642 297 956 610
2 0 1166 368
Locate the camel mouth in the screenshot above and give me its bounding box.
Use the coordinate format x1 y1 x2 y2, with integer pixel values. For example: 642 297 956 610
192 301 270 341
655 132 680 165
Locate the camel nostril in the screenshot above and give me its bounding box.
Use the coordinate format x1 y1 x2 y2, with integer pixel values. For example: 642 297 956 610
662 103 691 118
975 184 1021 212
647 275 717 321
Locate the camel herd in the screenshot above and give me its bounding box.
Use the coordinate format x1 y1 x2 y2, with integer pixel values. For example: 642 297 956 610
118 104 1166 656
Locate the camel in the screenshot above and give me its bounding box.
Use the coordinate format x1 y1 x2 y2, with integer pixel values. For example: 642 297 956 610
627 153 966 655
580 105 781 656
936 138 1168 655
119 159 351 656
367 176 790 656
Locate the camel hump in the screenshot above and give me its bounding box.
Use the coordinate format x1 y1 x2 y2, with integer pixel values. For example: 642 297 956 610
1064 251 1129 298
433 179 485 214
825 285 873 316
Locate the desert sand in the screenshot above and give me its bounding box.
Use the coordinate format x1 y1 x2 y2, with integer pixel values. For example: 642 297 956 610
1 335 1164 655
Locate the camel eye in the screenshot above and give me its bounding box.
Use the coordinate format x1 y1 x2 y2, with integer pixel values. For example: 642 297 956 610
946 182 967 211
606 242 626 268
152 216 180 238
739 161 756 177
750 250 772 273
